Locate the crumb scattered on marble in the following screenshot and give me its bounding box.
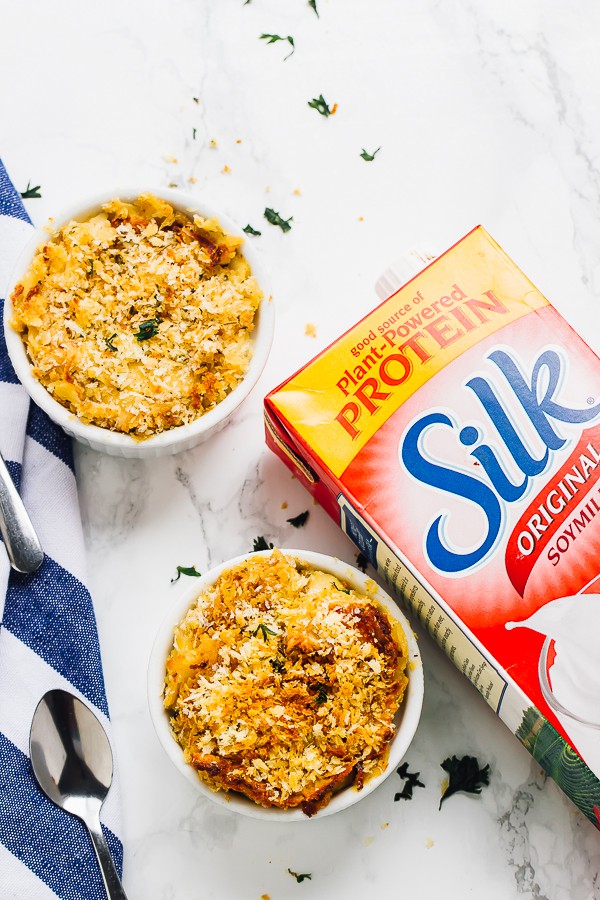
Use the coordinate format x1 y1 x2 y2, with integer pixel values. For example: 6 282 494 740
261 894 270 900
236 139 242 144
281 501 288 509
164 155 178 164
358 216 364 221
189 176 198 183
209 139 218 149
331 103 339 115
305 322 317 338
363 836 374 847
425 838 434 849
222 165 231 174
293 188 301 196
168 182 178 188
380 822 389 830
193 97 200 104
265 185 271 192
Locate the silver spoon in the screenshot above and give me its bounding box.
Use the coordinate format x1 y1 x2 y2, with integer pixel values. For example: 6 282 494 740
0 449 44 573
29 689 128 900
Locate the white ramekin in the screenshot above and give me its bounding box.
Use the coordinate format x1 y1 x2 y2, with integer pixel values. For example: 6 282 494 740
3 188 274 458
148 549 424 821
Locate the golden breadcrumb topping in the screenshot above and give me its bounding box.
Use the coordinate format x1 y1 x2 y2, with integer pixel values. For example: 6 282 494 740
10 194 262 436
164 551 408 815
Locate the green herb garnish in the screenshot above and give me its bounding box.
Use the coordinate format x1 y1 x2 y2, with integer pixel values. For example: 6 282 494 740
287 510 309 528
252 623 278 642
260 33 295 60
394 762 425 801
134 318 160 342
355 552 368 573
308 94 333 117
253 535 274 552
20 181 42 199
114 253 124 265
360 147 381 162
309 681 329 706
332 581 351 594
171 565 202 583
270 658 285 673
105 334 118 353
192 127 197 140
439 755 490 809
288 869 312 883
87 259 94 278
308 0 318 15
243 224 262 236
264 208 293 232
314 683 328 705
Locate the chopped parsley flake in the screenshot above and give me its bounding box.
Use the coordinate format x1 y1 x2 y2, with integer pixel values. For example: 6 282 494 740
394 762 425 801
314 683 329 705
20 181 42 199
105 334 118 353
252 623 278 641
243 224 262 236
134 318 160 342
287 510 309 528
439 755 490 809
259 33 295 60
253 535 274 552
171 565 202 583
264 208 293 232
308 0 318 15
355 552 368 573
288 869 312 883
308 94 333 117
332 581 351 594
360 147 381 162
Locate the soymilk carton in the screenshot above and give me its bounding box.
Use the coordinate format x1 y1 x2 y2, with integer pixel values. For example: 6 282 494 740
264 226 600 828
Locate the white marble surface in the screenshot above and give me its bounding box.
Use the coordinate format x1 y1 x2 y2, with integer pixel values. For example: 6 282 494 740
3 1 600 897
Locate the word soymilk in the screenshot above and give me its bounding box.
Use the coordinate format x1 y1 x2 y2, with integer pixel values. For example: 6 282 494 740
265 226 600 828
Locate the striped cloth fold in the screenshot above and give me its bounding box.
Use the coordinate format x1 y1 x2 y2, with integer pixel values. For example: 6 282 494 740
0 162 123 899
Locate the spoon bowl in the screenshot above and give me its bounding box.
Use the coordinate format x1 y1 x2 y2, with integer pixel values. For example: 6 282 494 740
29 689 127 900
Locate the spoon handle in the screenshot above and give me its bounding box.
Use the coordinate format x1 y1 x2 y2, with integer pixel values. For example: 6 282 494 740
86 815 128 900
0 450 44 573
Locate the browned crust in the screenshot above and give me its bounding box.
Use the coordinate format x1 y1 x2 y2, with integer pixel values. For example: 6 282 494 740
164 554 409 815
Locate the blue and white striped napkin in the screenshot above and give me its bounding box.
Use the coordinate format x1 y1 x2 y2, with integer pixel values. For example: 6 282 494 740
0 162 123 899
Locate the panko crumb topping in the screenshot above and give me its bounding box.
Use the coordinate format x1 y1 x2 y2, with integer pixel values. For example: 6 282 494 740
10 194 262 437
164 550 408 816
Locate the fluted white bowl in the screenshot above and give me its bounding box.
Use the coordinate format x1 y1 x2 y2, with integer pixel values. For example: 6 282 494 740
148 549 424 821
3 188 274 457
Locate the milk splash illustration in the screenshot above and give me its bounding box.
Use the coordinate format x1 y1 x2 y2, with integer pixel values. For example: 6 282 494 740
507 594 600 778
